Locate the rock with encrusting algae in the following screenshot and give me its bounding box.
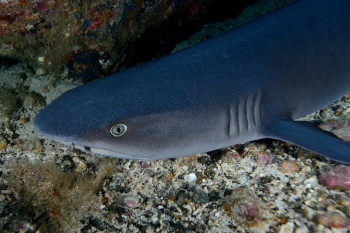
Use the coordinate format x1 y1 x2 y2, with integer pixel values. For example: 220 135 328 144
318 165 350 190
0 88 20 122
0 0 260 80
222 188 271 221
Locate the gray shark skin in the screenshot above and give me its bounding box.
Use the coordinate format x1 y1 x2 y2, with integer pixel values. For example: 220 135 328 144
34 0 350 164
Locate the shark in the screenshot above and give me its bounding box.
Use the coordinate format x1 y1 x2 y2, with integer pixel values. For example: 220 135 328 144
34 0 350 164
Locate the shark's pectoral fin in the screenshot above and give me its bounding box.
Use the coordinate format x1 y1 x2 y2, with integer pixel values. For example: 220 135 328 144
264 119 350 164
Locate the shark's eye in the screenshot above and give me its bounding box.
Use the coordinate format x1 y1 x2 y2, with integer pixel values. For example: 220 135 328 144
110 124 127 137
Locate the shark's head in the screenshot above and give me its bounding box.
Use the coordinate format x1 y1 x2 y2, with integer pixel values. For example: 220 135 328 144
34 82 226 160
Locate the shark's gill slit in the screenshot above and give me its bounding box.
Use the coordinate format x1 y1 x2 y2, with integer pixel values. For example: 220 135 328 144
246 95 253 132
234 93 262 135
237 99 242 135
229 104 233 137
239 97 248 134
253 92 262 128
110 123 128 137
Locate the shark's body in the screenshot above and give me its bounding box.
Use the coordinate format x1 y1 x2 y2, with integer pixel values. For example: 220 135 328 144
35 0 350 164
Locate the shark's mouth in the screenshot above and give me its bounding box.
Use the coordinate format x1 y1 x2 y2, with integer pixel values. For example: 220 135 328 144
49 136 149 160
73 144 150 160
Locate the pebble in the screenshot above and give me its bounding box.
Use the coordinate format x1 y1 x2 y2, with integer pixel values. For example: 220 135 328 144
72 157 87 172
278 161 300 173
278 222 294 233
184 173 197 182
146 226 155 233
257 151 273 165
35 68 45 75
301 205 316 219
303 176 318 188
125 197 138 209
318 166 350 190
0 135 7 151
294 226 310 233
316 212 350 228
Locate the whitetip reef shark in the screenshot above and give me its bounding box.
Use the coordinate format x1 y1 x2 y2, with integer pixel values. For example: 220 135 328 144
34 0 350 164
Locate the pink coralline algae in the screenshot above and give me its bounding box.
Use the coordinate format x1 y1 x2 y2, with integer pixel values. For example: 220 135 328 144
239 203 261 220
256 151 273 165
222 188 270 222
316 212 350 228
125 198 138 209
318 165 350 190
